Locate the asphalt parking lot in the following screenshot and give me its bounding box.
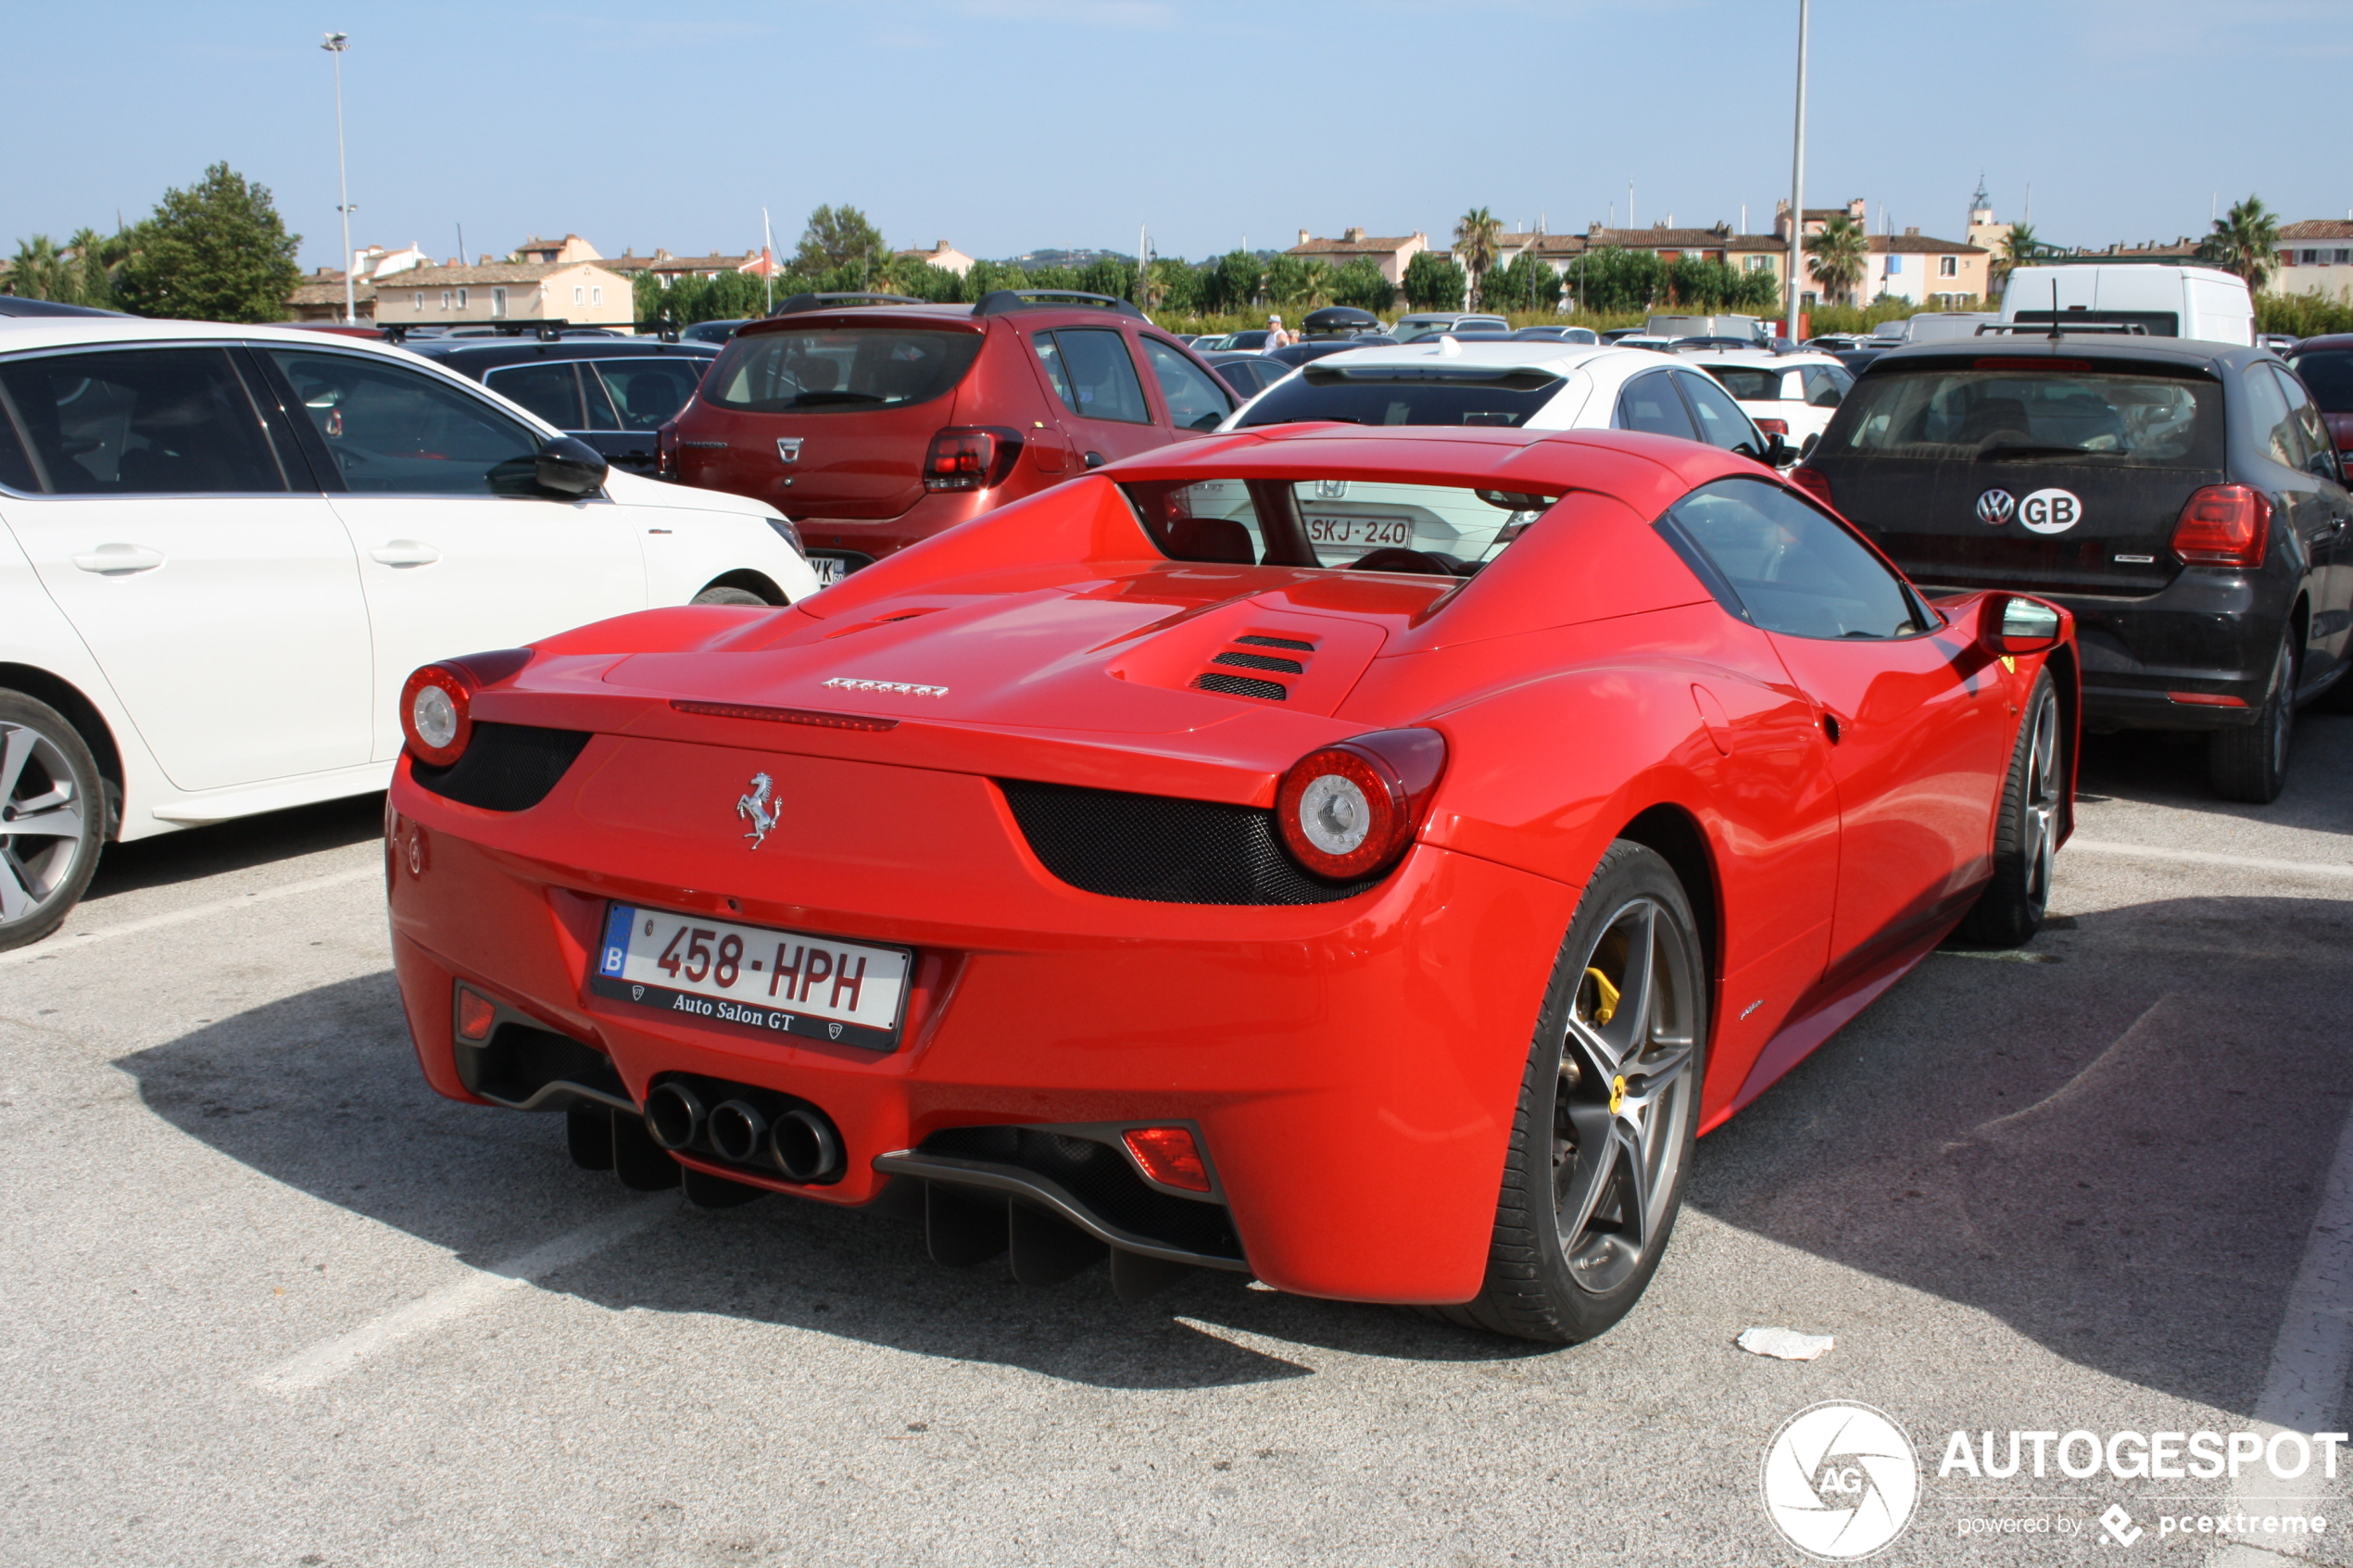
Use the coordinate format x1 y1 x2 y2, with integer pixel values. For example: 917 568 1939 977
6 719 2353 1567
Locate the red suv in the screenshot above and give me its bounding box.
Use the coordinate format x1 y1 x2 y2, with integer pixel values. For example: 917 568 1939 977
661 290 1240 583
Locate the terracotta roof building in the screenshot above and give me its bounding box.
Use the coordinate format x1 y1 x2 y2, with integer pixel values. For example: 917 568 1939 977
372 259 635 327
2274 220 2353 299
1284 228 1431 285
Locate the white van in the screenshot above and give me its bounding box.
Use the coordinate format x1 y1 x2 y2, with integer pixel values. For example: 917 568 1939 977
2000 263 2255 345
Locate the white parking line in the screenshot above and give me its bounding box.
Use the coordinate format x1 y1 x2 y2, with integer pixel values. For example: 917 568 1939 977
2065 840 2353 882
0 865 380 970
255 1197 672 1395
2208 1105 2353 1567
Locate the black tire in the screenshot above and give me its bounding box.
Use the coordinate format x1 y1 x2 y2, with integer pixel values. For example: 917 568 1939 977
2208 628 2296 804
1431 841 1707 1344
0 691 106 954
1956 671 2062 947
691 584 769 607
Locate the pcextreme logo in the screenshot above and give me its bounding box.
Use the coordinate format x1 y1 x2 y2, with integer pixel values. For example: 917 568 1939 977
1761 1402 1921 1561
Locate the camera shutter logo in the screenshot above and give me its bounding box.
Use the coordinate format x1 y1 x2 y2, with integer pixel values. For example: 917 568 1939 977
1760 1402 1919 1561
1976 488 2017 526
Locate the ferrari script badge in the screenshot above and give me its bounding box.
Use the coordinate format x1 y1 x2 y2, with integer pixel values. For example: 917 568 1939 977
736 771 779 848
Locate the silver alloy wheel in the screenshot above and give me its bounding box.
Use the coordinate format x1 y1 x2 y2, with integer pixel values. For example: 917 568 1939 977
0 721 86 926
2021 687 2061 911
1553 895 1700 1296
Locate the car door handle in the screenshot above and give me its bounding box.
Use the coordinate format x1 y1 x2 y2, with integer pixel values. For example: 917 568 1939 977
368 541 442 567
71 544 164 574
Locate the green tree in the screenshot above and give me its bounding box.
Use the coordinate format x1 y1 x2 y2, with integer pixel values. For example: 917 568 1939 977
1453 207 1504 309
1403 249 1466 310
1482 250 1560 313
633 269 775 328
791 204 888 282
63 227 130 309
1329 257 1397 313
1566 247 1664 314
2201 194 2283 293
1264 254 1332 308
1200 249 1263 312
1804 214 1869 307
6 235 70 301
1989 221 2047 294
109 163 301 322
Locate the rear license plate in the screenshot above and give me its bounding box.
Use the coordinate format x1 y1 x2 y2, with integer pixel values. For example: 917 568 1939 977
590 903 912 1051
1302 512 1416 550
809 556 851 588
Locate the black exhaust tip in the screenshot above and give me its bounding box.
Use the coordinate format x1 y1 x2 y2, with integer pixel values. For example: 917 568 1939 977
771 1106 841 1182
645 1082 705 1151
708 1099 768 1164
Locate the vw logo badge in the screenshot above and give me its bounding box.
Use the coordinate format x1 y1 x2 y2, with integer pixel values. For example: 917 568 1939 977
777 437 803 464
1975 488 2017 526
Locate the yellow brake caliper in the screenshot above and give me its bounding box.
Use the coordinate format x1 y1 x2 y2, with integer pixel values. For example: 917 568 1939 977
1586 966 1628 1115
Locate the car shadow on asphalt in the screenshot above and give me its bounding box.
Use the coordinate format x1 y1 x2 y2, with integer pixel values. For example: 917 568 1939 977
83 794 386 901
114 971 1549 1390
1687 887 2353 1420
2072 711 2353 836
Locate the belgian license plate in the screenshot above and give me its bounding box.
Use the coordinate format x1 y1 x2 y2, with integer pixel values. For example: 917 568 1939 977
1302 512 1416 550
590 903 912 1051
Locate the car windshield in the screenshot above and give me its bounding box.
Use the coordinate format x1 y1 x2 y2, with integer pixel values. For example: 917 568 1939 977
1821 364 2222 467
1123 476 1555 574
1236 363 1565 429
2286 348 2353 414
704 326 983 414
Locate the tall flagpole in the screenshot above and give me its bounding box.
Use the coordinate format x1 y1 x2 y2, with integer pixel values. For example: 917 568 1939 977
1786 0 1808 339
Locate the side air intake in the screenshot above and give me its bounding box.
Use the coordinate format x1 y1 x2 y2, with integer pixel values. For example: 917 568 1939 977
1188 632 1316 703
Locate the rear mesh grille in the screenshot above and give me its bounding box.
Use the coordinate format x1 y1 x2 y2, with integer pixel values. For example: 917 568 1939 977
1192 672 1288 700
1212 650 1304 674
410 722 591 811
1234 634 1314 651
919 1126 1244 1261
998 778 1380 905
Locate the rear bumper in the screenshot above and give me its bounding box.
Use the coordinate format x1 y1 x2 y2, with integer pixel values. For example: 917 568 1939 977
1920 567 2285 731
797 488 1005 570
385 752 1579 1304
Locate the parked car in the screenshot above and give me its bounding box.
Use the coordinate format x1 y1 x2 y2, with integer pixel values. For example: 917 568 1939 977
680 319 750 345
0 319 818 949
1190 333 1234 352
1684 349 1854 454
1669 335 1764 353
0 296 128 320
1600 328 1647 344
1646 313 1765 344
1614 335 1679 353
1795 333 2353 801
1300 306 1384 338
662 290 1241 585
1390 313 1510 343
406 336 719 476
2283 334 2353 451
2261 333 2303 356
1262 336 1398 370
1512 325 1602 345
1202 351 1290 399
1221 330 1274 351
1804 334 1868 353
1209 342 1790 565
2002 262 2256 346
382 420 2074 1342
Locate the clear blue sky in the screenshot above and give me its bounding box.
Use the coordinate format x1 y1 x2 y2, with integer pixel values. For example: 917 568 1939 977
9 0 2347 273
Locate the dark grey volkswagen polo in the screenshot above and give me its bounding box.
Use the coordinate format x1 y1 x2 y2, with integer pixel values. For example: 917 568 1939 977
1792 333 2353 801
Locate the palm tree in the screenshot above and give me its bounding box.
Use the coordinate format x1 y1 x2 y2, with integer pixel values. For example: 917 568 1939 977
1804 214 1869 307
6 234 69 301
1454 207 1504 310
1989 221 2045 294
2201 194 2283 293
62 226 130 310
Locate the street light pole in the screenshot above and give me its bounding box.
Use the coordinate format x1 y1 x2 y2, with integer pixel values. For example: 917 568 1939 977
322 31 355 325
1785 0 1808 340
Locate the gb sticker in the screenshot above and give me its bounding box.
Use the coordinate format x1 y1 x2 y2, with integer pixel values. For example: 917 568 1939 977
2020 488 2082 533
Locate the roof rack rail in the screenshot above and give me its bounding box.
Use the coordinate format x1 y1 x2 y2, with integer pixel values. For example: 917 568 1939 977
769 292 928 317
972 289 1146 320
1975 320 2149 335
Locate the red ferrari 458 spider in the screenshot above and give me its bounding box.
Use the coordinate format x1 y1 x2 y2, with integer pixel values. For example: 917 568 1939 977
385 423 2075 1342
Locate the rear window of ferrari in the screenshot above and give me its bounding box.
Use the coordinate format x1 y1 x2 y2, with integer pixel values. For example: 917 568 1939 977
704 325 983 414
1821 361 2222 468
1237 362 1566 429
1123 477 1554 575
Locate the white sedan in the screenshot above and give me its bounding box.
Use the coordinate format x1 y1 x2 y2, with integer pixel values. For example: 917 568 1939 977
1202 340 1783 566
1678 348 1854 454
0 318 818 948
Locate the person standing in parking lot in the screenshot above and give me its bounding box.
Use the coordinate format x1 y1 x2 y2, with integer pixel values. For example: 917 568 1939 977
1266 314 1293 347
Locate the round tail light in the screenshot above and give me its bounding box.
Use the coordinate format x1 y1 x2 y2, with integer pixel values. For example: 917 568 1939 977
399 648 535 769
1274 728 1447 881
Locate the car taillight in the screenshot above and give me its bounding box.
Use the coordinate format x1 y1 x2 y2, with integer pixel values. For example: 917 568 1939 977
923 426 1020 491
2171 483 2271 568
656 420 680 480
399 648 533 769
1274 728 1447 881
1789 465 1834 509
1123 1127 1211 1192
1755 417 1790 436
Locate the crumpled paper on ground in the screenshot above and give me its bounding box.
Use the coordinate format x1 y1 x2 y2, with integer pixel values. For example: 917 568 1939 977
1736 1326 1834 1361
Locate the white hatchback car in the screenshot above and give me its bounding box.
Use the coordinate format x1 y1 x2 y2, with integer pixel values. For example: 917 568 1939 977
1202 340 1784 566
1678 348 1855 455
0 319 818 948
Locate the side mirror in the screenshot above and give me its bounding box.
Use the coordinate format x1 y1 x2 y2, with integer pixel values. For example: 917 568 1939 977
1761 433 1797 468
535 436 610 497
1986 594 2062 657
1798 432 1820 462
